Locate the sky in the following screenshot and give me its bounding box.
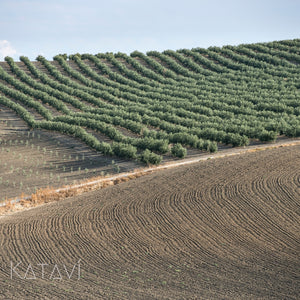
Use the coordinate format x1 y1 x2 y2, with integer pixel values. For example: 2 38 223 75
0 0 299 61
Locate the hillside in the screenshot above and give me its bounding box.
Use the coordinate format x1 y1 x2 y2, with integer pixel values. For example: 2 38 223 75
0 39 300 165
0 145 299 299
0 39 299 299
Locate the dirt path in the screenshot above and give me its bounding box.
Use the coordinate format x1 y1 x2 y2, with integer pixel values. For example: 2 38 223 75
60 137 300 194
0 145 299 299
1 137 299 212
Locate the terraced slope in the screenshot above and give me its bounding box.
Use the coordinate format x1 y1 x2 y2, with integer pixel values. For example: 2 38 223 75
0 39 300 164
0 145 299 299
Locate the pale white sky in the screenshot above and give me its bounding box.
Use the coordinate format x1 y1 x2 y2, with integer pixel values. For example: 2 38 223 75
0 0 299 60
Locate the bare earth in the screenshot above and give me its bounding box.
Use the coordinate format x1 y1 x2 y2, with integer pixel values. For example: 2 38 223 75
0 145 299 299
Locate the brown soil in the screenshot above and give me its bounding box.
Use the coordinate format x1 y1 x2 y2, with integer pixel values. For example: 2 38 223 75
0 146 299 299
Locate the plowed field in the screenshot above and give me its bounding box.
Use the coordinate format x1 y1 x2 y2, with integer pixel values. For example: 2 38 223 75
0 145 299 299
